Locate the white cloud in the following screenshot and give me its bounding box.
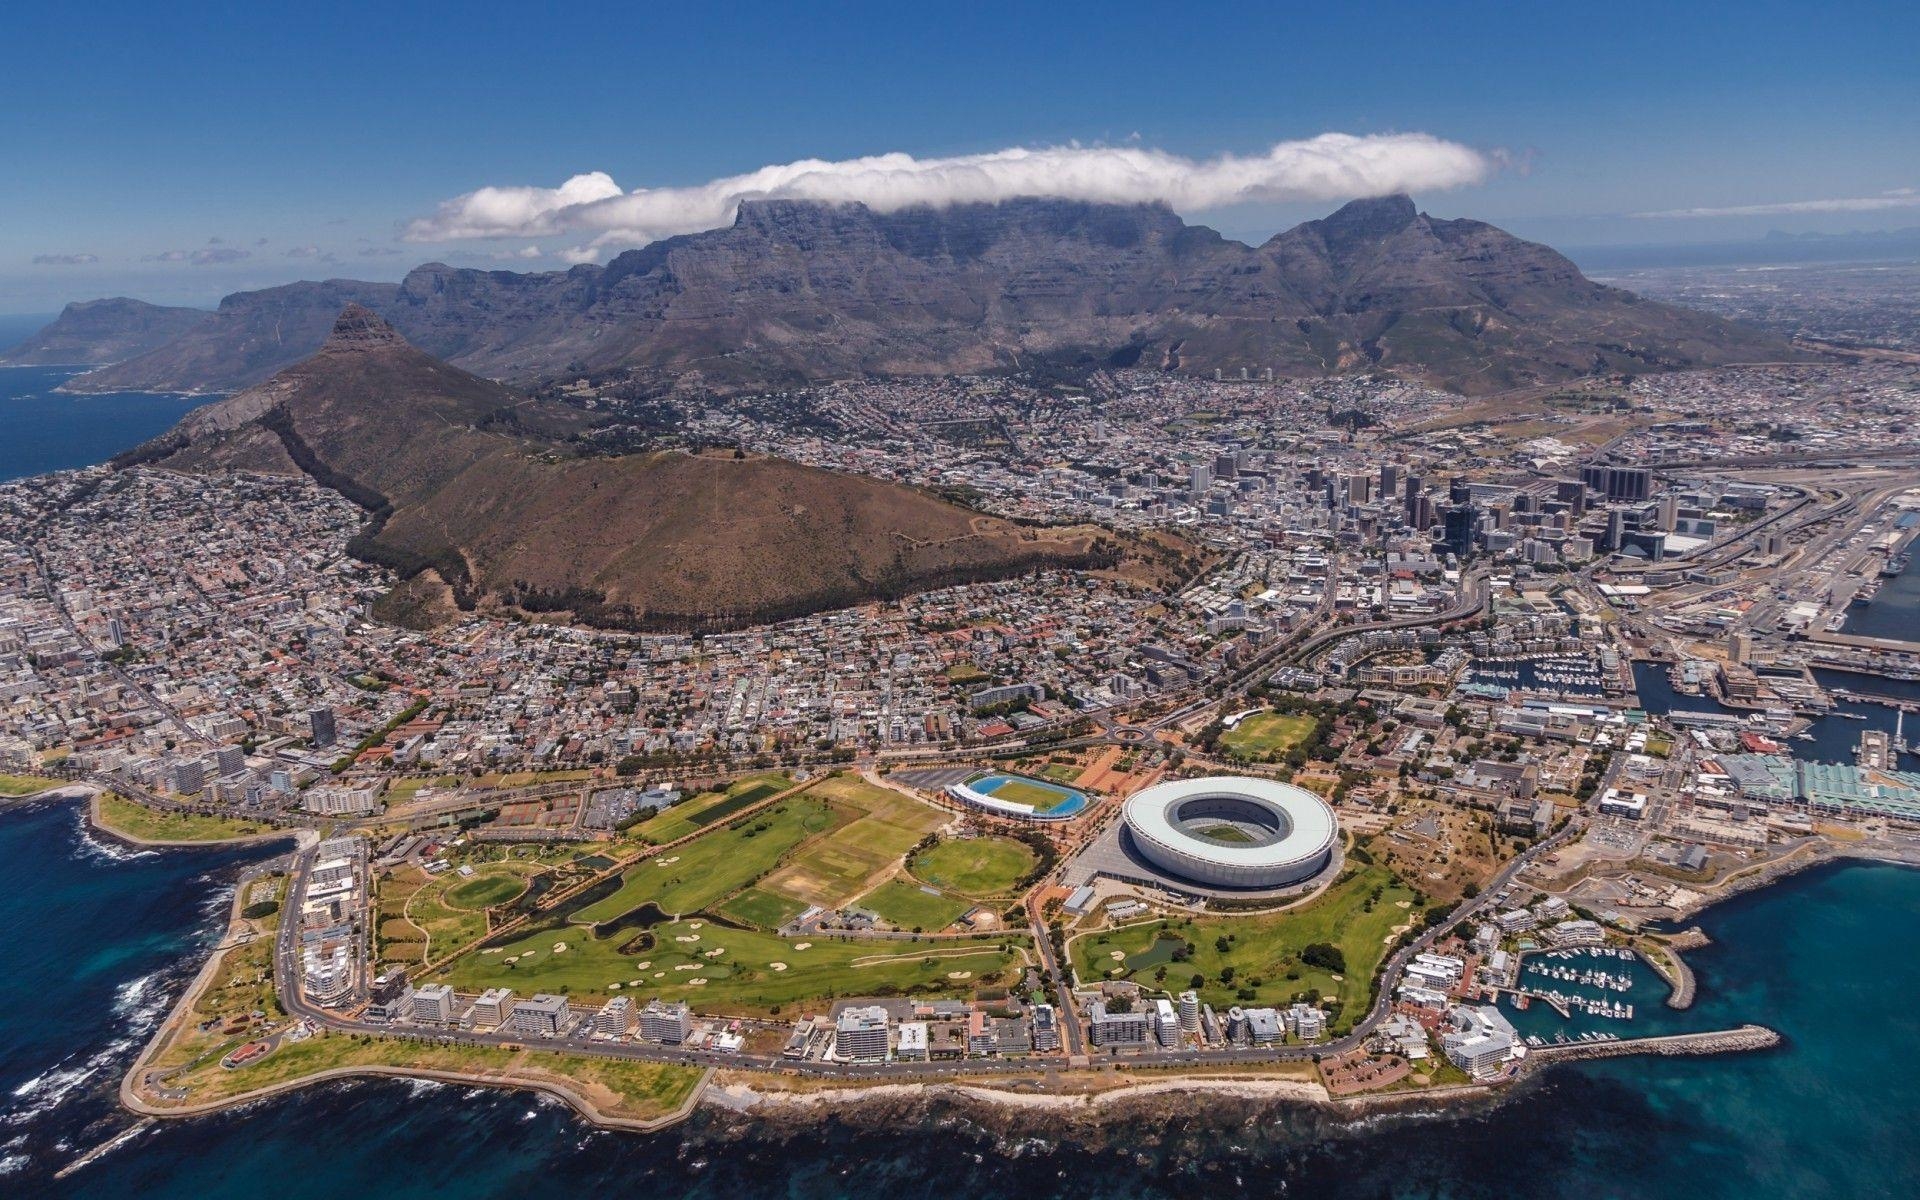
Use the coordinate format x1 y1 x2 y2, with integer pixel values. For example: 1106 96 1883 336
190 246 250 265
1631 191 1920 218
488 245 546 261
405 132 1498 256
32 252 99 265
285 245 325 258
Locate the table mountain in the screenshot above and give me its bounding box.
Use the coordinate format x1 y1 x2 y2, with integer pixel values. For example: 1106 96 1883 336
129 305 1147 630
2 297 209 367
62 195 1796 396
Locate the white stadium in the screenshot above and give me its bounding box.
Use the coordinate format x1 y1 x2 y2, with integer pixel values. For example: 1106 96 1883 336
1120 776 1337 890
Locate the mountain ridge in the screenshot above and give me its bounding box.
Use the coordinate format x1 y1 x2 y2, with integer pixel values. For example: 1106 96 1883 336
1 297 210 366
57 195 1798 395
131 306 1165 631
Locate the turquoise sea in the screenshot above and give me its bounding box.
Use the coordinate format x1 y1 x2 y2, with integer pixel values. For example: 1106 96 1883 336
3 790 1917 1197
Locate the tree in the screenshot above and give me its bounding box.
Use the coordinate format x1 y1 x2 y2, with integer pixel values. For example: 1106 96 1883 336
1301 942 1346 973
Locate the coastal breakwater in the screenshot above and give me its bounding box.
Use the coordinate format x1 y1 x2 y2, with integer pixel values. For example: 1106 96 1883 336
1527 1024 1780 1067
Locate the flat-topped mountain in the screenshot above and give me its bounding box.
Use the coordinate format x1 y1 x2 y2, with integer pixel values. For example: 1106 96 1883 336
132 306 1148 630
2 297 209 366
60 195 1796 396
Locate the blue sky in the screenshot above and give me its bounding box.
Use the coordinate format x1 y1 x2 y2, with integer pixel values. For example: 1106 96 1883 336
4 0 1917 312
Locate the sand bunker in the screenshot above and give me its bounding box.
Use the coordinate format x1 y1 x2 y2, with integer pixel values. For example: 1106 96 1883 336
689 921 703 929
769 962 788 971
552 942 568 953
674 963 700 971
1109 950 1125 960
947 971 972 980
481 948 503 955
792 942 812 951
633 961 652 970
688 979 707 986
608 982 622 990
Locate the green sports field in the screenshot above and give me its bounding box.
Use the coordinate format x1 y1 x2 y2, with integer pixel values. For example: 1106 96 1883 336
860 878 971 931
909 835 1037 897
1219 711 1317 758
759 775 946 909
716 885 808 930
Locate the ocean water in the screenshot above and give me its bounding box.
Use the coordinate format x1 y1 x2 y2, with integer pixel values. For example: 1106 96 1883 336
0 314 212 483
5 790 1919 1197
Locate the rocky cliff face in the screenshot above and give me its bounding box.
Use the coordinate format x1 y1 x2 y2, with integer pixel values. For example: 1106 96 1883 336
60 196 1796 396
1 297 209 366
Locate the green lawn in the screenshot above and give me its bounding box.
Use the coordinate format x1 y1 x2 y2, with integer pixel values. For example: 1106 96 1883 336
445 873 528 910
441 914 1022 1015
94 794 279 843
628 773 794 844
385 775 460 800
1041 763 1083 783
0 773 52 797
163 1029 701 1118
378 856 552 971
860 878 971 931
574 798 837 924
1220 711 1318 759
910 836 1037 897
1071 865 1419 1032
716 886 808 930
981 777 1074 809
760 775 947 909
1195 824 1258 844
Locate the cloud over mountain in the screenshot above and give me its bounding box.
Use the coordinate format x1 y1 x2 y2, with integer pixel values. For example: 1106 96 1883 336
404 131 1498 257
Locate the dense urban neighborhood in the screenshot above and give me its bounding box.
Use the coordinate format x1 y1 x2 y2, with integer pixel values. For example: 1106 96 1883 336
5 354 1916 1129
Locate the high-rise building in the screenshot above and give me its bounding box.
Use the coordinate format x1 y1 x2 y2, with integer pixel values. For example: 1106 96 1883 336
1154 997 1180 1046
307 707 337 748
1190 462 1214 496
1442 504 1478 559
1604 509 1628 552
1178 990 1202 1033
509 994 571 1037
834 1005 891 1062
639 999 692 1045
1087 1001 1152 1046
412 983 455 1024
469 987 514 1028
595 995 632 1038
1031 1004 1061 1052
169 759 205 795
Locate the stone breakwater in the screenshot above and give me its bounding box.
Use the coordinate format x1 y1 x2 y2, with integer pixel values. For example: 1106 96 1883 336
1527 1024 1780 1068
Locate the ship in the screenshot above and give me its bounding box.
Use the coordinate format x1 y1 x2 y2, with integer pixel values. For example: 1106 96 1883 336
1883 554 1910 578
